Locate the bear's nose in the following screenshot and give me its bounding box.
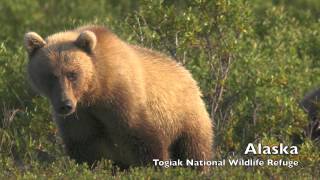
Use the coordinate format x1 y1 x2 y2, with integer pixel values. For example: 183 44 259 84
59 100 73 114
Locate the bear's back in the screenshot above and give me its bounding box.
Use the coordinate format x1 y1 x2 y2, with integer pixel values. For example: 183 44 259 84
130 45 210 140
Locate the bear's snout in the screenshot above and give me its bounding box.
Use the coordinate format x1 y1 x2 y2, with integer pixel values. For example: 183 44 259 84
57 100 75 115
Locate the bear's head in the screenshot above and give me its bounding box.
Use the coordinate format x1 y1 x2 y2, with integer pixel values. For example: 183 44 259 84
24 30 97 116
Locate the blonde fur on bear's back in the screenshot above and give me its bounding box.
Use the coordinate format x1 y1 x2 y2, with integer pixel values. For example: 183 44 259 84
135 45 212 140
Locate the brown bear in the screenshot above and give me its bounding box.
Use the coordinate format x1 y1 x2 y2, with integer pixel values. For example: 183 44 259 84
300 88 320 141
24 25 213 170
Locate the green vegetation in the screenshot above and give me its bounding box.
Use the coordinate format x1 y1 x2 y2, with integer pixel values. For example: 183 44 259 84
0 0 319 178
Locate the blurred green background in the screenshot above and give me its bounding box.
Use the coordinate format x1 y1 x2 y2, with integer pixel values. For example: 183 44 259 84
0 0 319 178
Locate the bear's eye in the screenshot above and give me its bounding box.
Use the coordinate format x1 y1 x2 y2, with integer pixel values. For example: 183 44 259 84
66 72 77 81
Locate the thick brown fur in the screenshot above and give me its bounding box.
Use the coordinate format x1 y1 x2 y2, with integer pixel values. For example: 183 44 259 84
24 25 214 171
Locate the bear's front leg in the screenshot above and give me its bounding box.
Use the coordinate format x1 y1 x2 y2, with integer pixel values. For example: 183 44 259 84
63 138 104 166
132 125 170 166
54 109 108 167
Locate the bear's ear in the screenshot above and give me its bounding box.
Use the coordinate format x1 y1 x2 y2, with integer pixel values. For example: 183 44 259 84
24 32 46 55
74 31 97 53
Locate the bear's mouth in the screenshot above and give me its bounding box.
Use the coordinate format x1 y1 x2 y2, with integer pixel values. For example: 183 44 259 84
56 109 75 116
